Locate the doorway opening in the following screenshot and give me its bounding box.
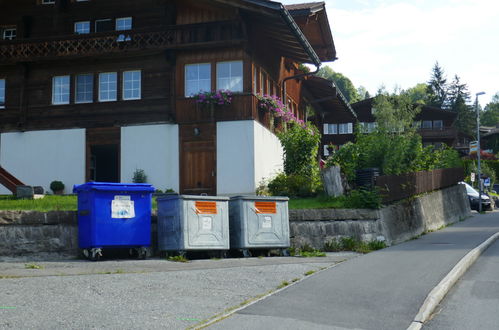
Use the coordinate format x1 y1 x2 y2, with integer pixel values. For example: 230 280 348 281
90 145 119 182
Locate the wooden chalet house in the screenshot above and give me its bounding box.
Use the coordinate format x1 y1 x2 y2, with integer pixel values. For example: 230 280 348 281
0 0 350 195
319 97 464 157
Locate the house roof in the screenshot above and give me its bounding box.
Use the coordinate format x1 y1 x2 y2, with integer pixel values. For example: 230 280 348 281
285 2 337 62
303 76 357 120
214 0 323 66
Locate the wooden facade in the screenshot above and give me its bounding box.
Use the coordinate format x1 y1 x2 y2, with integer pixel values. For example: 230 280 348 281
0 0 346 194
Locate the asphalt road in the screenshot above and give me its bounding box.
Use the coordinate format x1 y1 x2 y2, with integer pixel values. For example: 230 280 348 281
210 212 499 330
424 239 499 329
0 254 354 329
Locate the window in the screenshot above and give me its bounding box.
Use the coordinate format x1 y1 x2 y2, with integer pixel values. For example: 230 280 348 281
0 79 5 108
253 67 257 95
323 123 338 135
2 28 16 40
338 123 353 134
433 120 443 129
74 21 90 34
216 61 242 92
99 72 117 102
41 0 55 4
185 63 210 97
75 74 93 103
324 145 330 157
52 76 70 105
95 19 113 32
421 120 432 129
116 17 132 31
122 70 141 100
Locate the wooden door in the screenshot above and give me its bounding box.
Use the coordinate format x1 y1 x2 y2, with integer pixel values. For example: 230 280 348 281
180 123 216 195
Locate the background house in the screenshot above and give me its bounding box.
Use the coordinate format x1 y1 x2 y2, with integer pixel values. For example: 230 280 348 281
0 0 344 195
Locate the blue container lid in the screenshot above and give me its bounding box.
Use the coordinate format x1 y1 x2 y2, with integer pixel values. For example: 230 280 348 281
73 182 155 193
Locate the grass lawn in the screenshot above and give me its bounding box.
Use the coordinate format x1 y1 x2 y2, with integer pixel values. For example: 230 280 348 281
0 194 368 211
0 195 78 212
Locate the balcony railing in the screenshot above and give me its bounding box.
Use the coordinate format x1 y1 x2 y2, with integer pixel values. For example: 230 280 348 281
176 93 283 132
418 127 458 139
0 20 244 62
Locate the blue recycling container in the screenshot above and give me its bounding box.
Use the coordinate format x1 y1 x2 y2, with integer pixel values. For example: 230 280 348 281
73 182 155 253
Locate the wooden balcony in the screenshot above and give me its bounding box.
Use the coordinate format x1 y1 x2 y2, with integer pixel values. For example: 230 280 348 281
0 20 245 63
176 93 279 132
418 127 458 140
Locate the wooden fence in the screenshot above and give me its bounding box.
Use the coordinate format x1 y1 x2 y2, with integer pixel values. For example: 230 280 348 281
375 168 464 203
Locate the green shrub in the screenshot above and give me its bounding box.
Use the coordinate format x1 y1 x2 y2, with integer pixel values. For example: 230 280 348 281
49 180 65 193
343 189 382 209
132 169 147 183
267 173 323 197
323 238 342 252
368 240 387 250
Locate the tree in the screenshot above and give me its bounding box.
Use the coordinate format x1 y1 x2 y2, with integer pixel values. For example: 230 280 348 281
373 91 421 133
481 93 499 127
404 83 430 104
356 86 371 100
427 62 448 108
317 66 360 103
447 75 474 136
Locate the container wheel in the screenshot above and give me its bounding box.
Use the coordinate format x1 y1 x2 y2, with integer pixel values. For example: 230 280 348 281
137 247 148 260
89 248 102 261
281 249 290 257
242 249 252 258
82 249 90 259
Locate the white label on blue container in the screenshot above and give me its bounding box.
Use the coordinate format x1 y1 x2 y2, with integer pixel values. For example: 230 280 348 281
202 217 212 230
112 200 135 218
114 195 131 201
262 216 272 229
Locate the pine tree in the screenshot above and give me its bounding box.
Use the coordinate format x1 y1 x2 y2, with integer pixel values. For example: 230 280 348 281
427 62 448 108
447 75 474 136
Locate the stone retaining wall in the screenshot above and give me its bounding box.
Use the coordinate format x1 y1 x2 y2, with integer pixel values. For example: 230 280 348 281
289 184 471 249
0 184 471 257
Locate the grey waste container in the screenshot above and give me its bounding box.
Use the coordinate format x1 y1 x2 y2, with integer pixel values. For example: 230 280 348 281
157 195 230 256
229 196 290 257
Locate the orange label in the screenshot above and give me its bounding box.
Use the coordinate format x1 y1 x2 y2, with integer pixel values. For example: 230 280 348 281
195 201 217 214
255 201 277 214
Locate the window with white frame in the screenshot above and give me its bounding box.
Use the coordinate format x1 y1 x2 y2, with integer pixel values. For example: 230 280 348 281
323 145 330 157
338 123 353 134
41 0 55 4
52 76 70 105
0 79 5 108
253 67 257 95
2 28 16 40
185 63 211 97
116 17 132 31
122 70 141 100
323 123 338 135
216 61 243 92
75 74 93 103
98 72 117 102
74 21 90 34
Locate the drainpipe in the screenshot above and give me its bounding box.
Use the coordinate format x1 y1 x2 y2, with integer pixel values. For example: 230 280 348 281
281 64 320 114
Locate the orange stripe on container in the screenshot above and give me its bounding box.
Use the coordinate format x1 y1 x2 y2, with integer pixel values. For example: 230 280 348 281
255 201 276 214
195 201 217 214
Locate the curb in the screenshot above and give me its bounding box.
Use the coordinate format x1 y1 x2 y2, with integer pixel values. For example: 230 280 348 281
407 231 499 330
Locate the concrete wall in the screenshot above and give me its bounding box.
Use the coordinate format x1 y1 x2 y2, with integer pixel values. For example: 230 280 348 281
0 129 85 194
253 120 283 188
121 124 179 192
290 184 472 249
217 120 283 196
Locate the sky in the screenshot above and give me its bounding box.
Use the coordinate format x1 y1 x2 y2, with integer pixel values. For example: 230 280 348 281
280 0 498 107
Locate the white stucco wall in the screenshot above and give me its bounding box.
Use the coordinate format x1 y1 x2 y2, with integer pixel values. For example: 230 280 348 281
217 120 283 195
0 129 85 194
253 120 284 186
120 124 179 192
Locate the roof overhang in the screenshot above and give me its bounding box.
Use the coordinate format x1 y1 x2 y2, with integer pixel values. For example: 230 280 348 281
304 76 356 120
213 0 322 66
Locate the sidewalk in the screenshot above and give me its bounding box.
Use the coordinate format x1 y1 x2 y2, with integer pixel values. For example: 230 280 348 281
208 211 499 330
